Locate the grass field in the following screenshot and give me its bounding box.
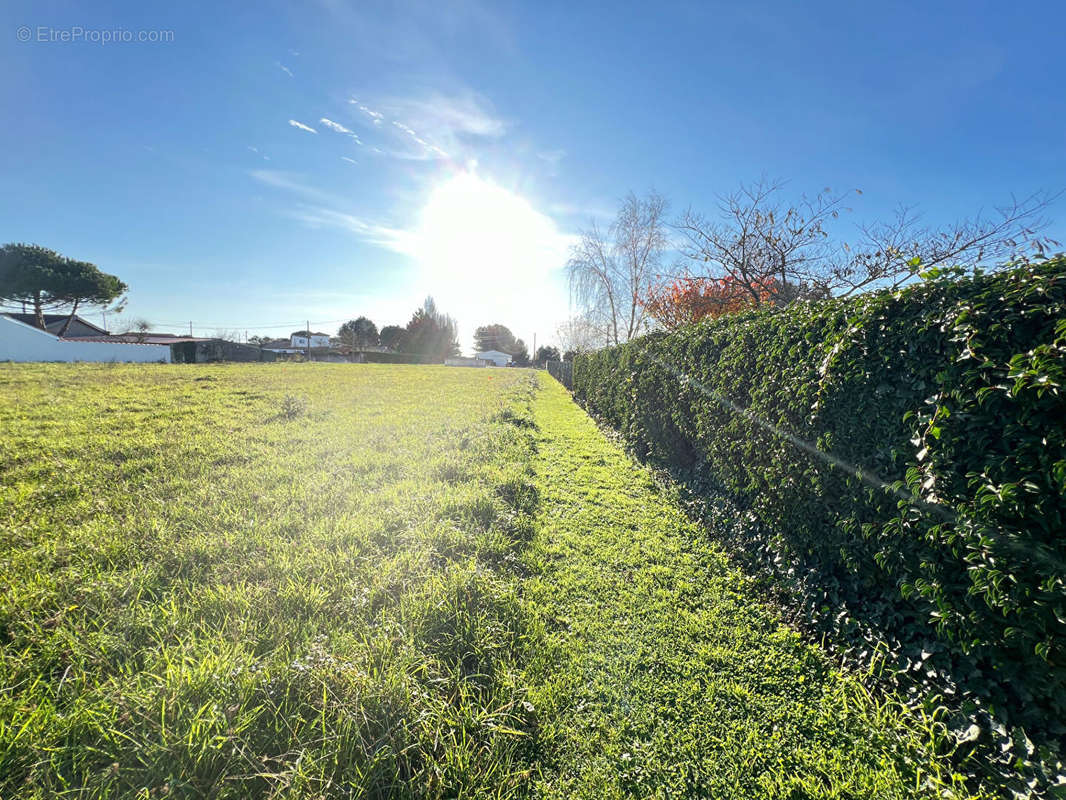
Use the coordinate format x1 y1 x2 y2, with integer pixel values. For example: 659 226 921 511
0 364 988 798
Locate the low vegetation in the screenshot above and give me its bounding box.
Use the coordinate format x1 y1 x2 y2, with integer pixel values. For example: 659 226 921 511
573 258 1066 790
0 362 1047 797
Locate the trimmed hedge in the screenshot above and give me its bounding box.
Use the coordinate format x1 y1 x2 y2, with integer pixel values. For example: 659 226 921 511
574 258 1066 741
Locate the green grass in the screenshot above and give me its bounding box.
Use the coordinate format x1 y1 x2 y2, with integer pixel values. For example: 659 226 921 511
0 364 990 798
0 363 543 797
523 378 989 799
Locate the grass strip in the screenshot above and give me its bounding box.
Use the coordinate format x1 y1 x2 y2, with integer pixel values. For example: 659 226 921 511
524 374 990 799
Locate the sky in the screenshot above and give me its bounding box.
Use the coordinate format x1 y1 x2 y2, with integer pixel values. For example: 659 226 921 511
2 0 1065 352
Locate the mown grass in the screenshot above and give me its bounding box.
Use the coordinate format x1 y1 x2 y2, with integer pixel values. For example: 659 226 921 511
523 376 991 799
0 364 995 798
0 363 543 798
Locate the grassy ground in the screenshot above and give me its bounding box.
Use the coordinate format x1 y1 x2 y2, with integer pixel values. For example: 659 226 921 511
0 363 543 797
523 377 988 799
0 364 987 798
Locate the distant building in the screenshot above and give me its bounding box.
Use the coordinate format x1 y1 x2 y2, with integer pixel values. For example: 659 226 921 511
445 356 490 367
290 331 331 349
260 338 302 355
475 350 512 367
2 313 109 338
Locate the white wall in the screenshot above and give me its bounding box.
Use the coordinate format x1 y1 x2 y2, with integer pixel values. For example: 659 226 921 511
0 316 171 363
290 334 330 348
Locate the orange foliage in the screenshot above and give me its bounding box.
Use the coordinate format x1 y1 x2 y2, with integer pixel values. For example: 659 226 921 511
641 276 772 330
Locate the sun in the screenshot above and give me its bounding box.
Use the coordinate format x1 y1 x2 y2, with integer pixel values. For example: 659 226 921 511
409 172 571 349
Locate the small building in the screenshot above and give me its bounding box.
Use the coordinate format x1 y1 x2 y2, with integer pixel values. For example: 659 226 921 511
3 312 109 338
475 350 512 367
290 331 331 349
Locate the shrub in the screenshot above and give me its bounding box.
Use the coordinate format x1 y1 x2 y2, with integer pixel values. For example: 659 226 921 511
573 258 1066 742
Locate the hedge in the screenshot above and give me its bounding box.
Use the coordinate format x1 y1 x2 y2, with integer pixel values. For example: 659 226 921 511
573 258 1066 743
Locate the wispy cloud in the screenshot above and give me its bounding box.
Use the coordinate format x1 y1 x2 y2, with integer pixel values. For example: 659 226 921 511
250 169 411 253
287 205 414 253
341 156 358 165
349 100 385 125
247 145 270 161
288 119 317 134
538 149 566 166
320 118 353 134
391 121 448 159
347 90 503 161
320 118 363 144
276 62 294 78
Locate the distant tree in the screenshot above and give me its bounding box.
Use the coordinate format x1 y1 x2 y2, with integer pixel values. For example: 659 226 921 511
567 192 668 346
535 345 560 365
379 325 407 351
510 338 530 366
562 350 578 362
338 316 379 348
403 297 460 360
555 314 600 354
675 177 1060 306
122 318 152 343
473 324 520 354
248 335 271 345
0 243 127 333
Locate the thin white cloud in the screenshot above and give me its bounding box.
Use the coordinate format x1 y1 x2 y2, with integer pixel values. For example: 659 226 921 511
250 170 411 254
348 90 503 161
247 145 270 161
538 149 566 166
341 156 358 165
288 119 317 134
389 121 449 159
320 118 353 134
288 206 414 254
320 118 363 144
277 62 294 78
349 99 385 125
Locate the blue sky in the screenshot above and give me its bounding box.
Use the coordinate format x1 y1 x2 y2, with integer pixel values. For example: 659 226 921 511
2 0 1064 351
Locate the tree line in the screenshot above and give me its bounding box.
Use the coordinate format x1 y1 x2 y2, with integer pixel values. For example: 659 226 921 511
328 311 565 365
566 180 1060 344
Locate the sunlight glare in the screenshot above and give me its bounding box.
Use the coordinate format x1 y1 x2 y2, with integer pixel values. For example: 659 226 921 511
410 172 571 351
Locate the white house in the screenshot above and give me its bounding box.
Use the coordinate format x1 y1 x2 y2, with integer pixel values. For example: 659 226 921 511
475 350 512 367
0 315 171 363
290 331 331 349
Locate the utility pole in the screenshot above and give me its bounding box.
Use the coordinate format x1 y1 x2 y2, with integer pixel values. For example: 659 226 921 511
306 320 311 361
189 321 193 337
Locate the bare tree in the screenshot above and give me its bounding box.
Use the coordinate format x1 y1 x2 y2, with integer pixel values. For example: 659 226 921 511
568 191 669 346
676 178 1059 306
555 313 601 354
